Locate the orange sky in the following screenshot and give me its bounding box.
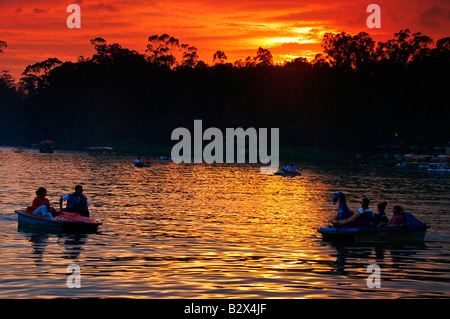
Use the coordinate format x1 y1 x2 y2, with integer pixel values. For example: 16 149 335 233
0 0 449 80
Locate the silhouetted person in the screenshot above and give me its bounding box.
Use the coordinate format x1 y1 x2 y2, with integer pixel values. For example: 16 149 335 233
60 185 90 217
31 187 57 219
388 205 406 227
375 201 389 227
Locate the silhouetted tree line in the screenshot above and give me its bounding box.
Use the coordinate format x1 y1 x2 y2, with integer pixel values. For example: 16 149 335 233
0 29 449 156
0 40 25 145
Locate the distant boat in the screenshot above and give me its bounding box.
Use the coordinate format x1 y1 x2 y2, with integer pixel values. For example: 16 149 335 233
402 154 435 168
134 159 152 167
159 156 173 163
274 170 301 176
427 162 449 172
39 140 55 153
86 147 116 156
11 147 26 153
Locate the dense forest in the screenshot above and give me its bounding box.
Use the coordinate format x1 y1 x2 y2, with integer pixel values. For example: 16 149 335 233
0 30 449 158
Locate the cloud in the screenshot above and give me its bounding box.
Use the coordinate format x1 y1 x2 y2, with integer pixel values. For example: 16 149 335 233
87 1 119 12
270 9 332 22
419 6 446 28
33 8 47 14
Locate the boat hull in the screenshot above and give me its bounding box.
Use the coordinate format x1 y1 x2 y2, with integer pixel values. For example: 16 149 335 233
274 170 301 176
16 210 100 233
159 157 173 163
318 226 428 244
134 162 151 167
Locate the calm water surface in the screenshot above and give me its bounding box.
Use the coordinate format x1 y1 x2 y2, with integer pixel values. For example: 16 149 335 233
0 147 449 298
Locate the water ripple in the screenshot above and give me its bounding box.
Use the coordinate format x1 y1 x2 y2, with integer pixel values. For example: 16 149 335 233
0 148 448 298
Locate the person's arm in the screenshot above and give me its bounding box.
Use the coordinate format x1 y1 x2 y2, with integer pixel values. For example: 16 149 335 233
377 214 388 227
59 195 69 210
31 197 38 211
45 198 55 212
48 199 57 213
329 212 339 223
332 210 359 226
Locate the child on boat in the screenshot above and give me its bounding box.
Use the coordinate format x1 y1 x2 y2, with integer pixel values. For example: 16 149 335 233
375 202 389 227
31 187 57 219
388 205 406 227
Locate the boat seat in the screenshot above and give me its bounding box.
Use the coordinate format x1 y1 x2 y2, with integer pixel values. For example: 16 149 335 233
404 213 427 227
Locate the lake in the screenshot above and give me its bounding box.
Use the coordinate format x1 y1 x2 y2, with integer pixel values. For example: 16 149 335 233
0 147 449 298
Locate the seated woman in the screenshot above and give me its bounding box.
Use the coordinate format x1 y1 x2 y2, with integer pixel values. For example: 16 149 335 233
31 187 57 219
388 205 406 227
375 202 389 227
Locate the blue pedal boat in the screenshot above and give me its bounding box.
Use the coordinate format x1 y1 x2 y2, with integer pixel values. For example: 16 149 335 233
273 170 301 176
318 213 429 243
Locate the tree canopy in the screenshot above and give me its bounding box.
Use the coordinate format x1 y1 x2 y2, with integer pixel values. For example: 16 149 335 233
0 30 448 157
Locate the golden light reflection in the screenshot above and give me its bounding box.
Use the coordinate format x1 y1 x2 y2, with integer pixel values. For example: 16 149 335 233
4 150 442 298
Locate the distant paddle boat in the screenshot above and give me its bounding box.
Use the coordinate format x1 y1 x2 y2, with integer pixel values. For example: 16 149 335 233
273 170 301 176
39 140 55 153
159 156 173 163
134 159 152 167
86 147 116 156
427 162 449 173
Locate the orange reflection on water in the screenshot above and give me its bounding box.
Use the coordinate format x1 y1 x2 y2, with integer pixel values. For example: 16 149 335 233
1 149 447 298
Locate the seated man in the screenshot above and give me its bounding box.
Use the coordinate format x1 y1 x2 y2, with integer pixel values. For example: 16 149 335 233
331 197 376 227
354 198 377 227
60 185 90 217
375 202 389 227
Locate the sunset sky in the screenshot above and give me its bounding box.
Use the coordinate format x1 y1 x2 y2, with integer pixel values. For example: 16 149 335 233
0 0 449 80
